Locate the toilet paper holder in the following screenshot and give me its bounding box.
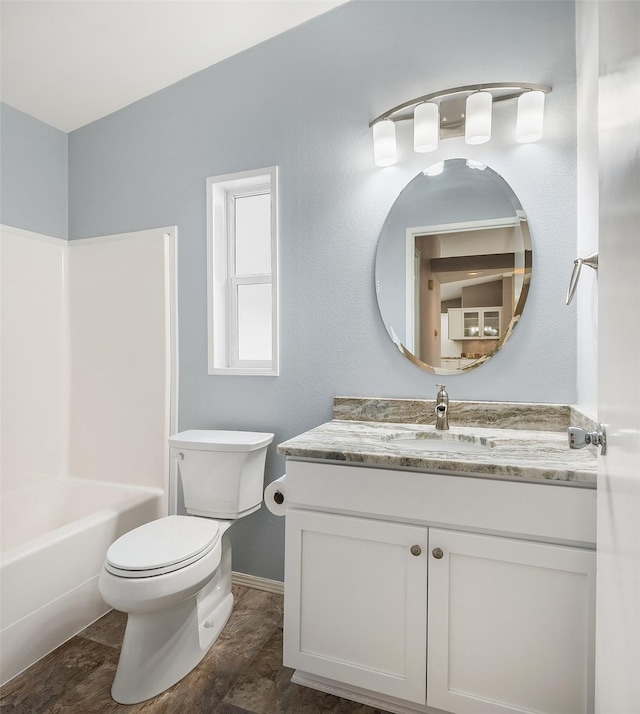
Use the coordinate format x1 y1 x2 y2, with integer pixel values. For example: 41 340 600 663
264 475 287 516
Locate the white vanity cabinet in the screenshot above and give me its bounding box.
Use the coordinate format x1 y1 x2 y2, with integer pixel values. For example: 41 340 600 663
284 509 429 703
283 460 596 714
427 528 595 714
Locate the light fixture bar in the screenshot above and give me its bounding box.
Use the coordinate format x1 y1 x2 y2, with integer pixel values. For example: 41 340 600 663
369 82 551 127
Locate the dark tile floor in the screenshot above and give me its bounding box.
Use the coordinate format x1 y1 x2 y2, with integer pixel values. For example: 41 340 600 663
0 586 384 713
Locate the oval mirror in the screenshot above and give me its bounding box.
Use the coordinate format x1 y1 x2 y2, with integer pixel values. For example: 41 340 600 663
375 159 532 374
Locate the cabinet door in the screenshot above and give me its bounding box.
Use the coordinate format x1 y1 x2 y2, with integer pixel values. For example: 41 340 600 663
427 529 595 714
448 308 463 340
482 309 500 337
463 311 481 337
284 509 428 704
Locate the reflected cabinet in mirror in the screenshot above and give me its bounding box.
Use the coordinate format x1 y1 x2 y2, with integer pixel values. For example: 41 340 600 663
375 159 532 374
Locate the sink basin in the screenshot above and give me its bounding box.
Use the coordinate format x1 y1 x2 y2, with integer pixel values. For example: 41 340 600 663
389 435 490 453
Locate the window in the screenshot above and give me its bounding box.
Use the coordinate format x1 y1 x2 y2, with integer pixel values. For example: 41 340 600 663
207 167 278 375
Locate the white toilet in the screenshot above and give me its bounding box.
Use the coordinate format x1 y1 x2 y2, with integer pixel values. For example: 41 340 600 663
98 429 274 705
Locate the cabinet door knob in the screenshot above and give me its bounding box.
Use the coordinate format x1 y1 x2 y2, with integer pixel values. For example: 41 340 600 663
410 545 422 556
432 547 444 559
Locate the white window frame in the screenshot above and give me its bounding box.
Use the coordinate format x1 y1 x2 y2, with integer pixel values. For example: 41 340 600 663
207 167 279 375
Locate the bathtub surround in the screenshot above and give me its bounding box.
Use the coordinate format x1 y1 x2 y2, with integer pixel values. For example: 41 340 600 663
67 230 178 493
0 228 69 491
0 226 177 685
0 226 177 498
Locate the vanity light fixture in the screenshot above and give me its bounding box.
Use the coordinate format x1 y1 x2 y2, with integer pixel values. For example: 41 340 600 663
370 83 551 166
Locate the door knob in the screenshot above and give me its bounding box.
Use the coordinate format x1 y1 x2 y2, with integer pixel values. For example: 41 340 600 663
432 547 444 559
410 545 422 556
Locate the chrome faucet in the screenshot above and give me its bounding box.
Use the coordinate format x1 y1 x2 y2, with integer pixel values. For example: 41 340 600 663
435 384 449 430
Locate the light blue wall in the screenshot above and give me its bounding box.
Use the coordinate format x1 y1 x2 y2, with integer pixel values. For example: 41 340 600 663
1 103 68 239
68 0 577 581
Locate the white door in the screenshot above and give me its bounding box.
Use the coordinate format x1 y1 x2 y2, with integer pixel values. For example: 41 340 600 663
595 2 640 712
427 528 595 714
283 509 428 704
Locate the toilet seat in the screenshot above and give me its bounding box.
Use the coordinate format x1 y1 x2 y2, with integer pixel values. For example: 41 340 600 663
105 515 220 578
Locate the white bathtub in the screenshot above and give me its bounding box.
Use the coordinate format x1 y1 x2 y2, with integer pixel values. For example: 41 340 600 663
0 477 164 685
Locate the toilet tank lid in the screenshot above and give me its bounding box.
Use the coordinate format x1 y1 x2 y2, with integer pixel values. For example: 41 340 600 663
169 429 274 452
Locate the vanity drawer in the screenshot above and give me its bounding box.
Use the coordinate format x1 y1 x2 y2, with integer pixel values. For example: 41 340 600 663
285 460 596 546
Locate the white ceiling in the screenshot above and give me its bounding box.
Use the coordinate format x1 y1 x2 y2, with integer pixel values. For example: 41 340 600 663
0 0 347 133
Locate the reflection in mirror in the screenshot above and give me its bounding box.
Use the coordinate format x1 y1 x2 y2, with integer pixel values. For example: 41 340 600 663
375 159 532 375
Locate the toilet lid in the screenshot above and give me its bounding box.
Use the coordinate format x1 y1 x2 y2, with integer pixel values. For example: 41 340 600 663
105 515 220 577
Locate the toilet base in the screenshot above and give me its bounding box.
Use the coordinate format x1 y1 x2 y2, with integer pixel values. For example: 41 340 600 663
111 538 233 704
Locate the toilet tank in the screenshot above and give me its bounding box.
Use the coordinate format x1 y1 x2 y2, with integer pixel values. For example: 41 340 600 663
168 430 274 519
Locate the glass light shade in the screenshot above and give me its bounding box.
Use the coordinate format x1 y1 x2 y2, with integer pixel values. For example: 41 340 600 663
517 90 545 143
413 102 439 153
373 120 397 167
465 91 492 145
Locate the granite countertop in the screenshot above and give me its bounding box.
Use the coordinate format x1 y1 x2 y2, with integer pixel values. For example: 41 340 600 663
277 411 598 488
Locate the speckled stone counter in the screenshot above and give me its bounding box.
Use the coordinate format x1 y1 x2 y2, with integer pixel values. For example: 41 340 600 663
278 399 598 487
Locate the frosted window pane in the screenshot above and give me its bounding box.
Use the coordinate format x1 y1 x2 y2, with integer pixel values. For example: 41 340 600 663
235 194 271 275
237 284 272 361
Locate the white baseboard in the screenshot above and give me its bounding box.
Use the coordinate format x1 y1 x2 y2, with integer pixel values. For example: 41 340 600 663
231 571 284 595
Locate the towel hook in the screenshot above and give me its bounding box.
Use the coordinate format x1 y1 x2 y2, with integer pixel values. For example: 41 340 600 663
566 252 598 305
